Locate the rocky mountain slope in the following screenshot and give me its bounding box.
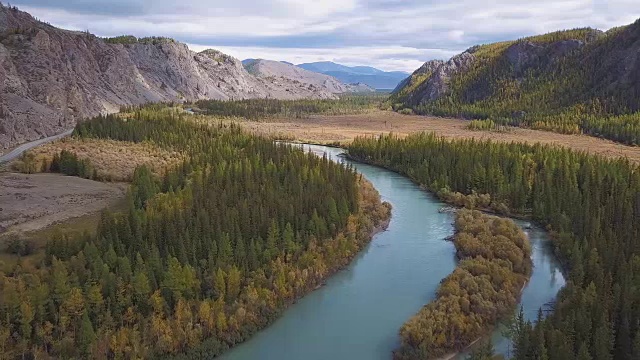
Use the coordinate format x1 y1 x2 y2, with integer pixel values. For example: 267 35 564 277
298 61 408 90
392 28 604 108
0 5 339 150
243 59 375 94
391 24 640 144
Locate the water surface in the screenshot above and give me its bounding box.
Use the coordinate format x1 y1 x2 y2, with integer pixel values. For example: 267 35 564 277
218 144 565 360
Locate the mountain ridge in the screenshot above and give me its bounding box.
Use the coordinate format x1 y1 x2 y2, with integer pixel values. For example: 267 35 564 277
242 59 375 93
392 25 640 144
0 5 340 150
297 61 408 89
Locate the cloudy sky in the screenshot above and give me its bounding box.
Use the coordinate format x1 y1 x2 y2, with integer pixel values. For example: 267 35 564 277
12 0 640 72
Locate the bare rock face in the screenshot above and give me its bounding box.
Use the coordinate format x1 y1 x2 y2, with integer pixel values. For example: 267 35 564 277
504 41 544 73
418 52 475 104
395 53 475 107
414 60 446 76
504 39 587 74
0 5 349 150
392 59 444 94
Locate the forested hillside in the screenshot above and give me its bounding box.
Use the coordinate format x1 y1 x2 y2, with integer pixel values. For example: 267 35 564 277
392 22 640 145
0 109 390 358
349 133 640 359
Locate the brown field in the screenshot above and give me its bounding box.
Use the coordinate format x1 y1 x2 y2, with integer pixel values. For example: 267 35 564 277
0 172 127 235
235 110 640 164
16 137 183 181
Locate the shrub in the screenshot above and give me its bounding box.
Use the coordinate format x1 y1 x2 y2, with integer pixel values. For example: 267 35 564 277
5 236 36 256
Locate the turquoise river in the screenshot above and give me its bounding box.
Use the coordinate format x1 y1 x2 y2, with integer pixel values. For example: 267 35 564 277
218 144 566 360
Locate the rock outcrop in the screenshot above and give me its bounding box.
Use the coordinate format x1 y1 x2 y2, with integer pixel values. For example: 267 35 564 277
414 53 475 105
0 5 344 150
391 54 473 107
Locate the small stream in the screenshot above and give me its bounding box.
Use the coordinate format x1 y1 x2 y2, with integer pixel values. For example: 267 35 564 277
217 144 565 360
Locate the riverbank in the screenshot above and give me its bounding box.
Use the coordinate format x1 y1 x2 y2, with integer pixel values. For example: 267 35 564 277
345 152 535 222
214 143 564 360
315 144 553 359
164 178 392 359
394 209 532 359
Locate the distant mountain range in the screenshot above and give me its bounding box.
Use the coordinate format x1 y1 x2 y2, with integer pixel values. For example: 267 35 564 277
242 59 375 93
297 61 409 90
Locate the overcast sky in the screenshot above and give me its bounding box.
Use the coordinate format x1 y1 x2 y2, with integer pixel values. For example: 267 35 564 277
12 0 640 72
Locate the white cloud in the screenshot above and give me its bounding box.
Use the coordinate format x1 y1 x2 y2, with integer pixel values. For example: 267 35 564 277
13 0 640 72
278 0 357 17
18 5 359 37
187 44 458 72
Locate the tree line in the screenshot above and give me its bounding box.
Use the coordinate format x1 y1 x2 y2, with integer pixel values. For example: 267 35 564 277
395 209 532 359
348 132 640 360
13 149 98 180
193 96 384 119
0 108 390 358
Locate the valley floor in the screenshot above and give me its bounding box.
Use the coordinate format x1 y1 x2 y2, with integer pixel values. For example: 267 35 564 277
0 172 126 234
237 110 640 164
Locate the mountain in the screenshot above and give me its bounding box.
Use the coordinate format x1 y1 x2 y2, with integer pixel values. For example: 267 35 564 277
298 61 409 90
392 24 640 145
243 59 375 93
0 5 337 150
297 61 360 73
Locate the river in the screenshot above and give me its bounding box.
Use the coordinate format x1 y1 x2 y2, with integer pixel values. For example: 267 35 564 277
218 144 566 360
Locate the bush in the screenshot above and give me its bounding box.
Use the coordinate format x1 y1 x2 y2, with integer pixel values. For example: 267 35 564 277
5 236 36 256
11 152 42 173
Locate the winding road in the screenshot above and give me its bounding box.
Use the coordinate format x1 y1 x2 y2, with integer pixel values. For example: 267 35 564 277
0 129 74 164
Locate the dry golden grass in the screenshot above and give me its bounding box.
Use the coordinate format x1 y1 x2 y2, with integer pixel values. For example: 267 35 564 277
23 138 184 181
230 110 640 164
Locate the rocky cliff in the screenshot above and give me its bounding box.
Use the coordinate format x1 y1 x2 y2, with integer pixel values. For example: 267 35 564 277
0 5 340 150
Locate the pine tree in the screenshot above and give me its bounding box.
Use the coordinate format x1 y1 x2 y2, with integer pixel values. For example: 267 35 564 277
77 311 96 356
